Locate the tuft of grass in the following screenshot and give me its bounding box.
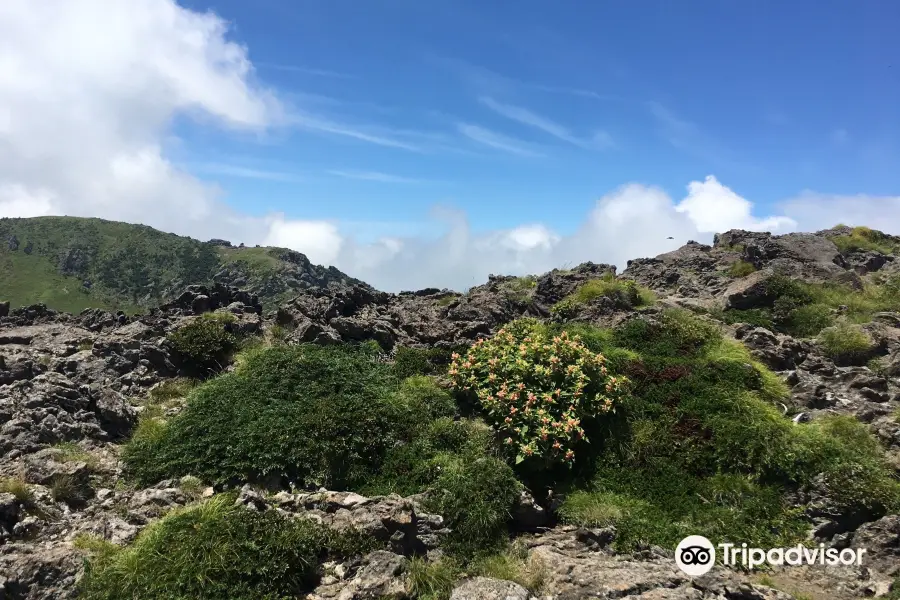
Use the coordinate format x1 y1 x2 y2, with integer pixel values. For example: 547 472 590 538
0 476 34 506
78 340 94 352
471 543 547 595
817 322 876 365
50 473 89 507
406 557 460 600
728 260 757 278
552 273 655 318
76 493 358 600
832 226 899 255
501 276 538 303
148 378 196 404
51 441 99 471
178 475 205 499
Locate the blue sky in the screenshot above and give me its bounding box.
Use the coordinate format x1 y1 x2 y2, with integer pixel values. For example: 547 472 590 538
174 0 899 236
3 0 900 290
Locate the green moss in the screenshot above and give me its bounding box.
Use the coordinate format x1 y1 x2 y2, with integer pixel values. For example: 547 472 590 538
77 493 367 600
727 260 757 278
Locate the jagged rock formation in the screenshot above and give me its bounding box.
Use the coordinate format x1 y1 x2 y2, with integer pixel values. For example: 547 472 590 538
1 225 899 599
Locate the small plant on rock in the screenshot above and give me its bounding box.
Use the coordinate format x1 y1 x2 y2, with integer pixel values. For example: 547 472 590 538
449 319 627 465
817 322 875 365
727 260 757 278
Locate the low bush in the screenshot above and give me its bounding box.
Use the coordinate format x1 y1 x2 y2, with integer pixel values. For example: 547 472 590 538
391 345 467 379
832 226 898 255
76 493 369 600
166 314 238 375
817 322 875 365
727 260 757 278
551 274 654 318
554 311 899 550
449 319 627 466
422 457 522 556
123 344 407 489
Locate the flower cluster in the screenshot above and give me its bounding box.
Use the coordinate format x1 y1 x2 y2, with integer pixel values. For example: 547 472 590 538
449 319 627 465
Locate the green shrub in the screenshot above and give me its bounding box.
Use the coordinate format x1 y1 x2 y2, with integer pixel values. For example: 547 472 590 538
551 274 654 318
167 317 237 374
364 417 495 497
391 346 467 379
549 313 899 551
422 457 521 556
449 319 627 465
832 226 898 255
390 376 457 422
817 322 875 364
77 494 358 600
728 260 757 278
123 344 408 489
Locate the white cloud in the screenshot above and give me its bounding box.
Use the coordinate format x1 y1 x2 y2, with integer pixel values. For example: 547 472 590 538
780 192 900 233
675 176 796 233
263 218 343 265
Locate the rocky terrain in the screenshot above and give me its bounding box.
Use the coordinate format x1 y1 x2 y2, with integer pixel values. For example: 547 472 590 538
1 225 899 599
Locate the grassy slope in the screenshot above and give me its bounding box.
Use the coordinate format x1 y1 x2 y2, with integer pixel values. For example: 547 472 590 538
0 217 320 313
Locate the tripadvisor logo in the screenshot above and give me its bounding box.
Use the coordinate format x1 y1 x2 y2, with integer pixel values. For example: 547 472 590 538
675 535 868 576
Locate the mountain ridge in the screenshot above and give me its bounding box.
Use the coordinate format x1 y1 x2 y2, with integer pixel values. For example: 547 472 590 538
0 216 367 313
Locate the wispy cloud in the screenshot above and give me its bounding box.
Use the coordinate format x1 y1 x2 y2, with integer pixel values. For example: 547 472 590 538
457 123 543 157
193 163 305 183
254 62 356 79
289 111 424 151
327 170 433 184
479 96 615 150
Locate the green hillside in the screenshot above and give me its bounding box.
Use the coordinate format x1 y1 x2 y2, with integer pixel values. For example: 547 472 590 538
0 216 361 314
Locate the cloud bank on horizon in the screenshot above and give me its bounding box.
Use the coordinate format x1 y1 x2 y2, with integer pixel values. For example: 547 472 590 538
1 0 899 292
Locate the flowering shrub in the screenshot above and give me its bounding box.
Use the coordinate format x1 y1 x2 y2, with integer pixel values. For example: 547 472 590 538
449 319 627 465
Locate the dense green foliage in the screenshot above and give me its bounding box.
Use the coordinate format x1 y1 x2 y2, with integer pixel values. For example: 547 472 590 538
391 345 468 379
124 344 408 489
76 493 371 600
551 274 655 318
716 274 900 337
551 310 900 550
449 320 626 465
166 313 238 375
